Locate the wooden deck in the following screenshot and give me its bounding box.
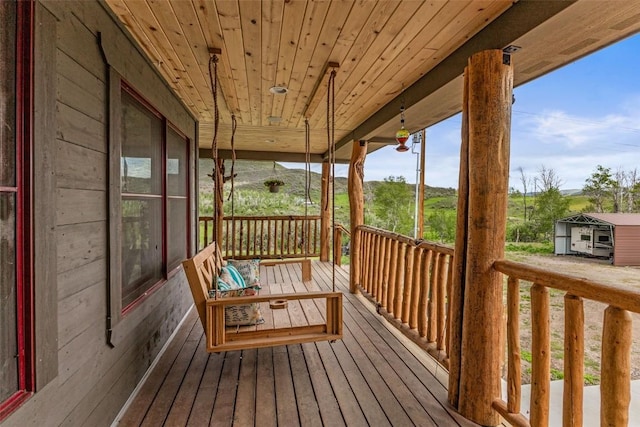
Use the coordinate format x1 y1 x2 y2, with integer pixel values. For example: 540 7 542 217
114 261 477 426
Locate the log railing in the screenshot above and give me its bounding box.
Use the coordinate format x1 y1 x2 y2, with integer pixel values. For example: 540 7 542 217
355 225 454 366
199 215 321 259
492 259 637 427
333 224 350 266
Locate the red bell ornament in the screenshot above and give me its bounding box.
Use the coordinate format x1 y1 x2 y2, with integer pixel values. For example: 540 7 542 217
395 103 409 151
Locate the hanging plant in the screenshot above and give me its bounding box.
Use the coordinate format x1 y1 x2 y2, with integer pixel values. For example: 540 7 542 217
264 179 285 193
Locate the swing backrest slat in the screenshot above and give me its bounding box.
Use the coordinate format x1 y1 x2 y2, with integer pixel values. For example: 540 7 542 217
182 242 224 329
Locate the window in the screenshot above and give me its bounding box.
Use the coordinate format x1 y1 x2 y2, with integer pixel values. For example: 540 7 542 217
166 128 188 271
0 0 33 419
119 84 189 311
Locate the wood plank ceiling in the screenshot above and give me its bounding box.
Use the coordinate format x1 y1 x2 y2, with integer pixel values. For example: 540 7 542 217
104 0 640 163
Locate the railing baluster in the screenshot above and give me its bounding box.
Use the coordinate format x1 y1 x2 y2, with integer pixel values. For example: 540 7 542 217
409 246 423 330
563 294 583 427
507 276 521 415
436 252 447 353
376 234 384 299
364 231 372 293
601 306 632 426
394 242 405 319
381 237 391 309
530 283 550 427
446 254 454 361
333 226 342 266
372 234 381 299
427 252 439 344
418 249 433 338
387 239 398 315
401 245 414 324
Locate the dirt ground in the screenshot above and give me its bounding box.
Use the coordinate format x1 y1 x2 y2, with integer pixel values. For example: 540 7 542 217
504 253 640 385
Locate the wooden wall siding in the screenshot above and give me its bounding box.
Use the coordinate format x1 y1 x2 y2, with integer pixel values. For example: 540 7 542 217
614 226 640 266
33 1 59 389
3 1 195 425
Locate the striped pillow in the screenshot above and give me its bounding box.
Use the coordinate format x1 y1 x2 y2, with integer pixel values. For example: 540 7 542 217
226 259 261 288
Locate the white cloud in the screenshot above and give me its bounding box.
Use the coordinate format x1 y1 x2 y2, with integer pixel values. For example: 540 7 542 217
523 109 640 148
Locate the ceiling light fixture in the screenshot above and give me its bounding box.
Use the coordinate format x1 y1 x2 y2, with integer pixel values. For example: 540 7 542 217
269 86 288 95
267 116 282 123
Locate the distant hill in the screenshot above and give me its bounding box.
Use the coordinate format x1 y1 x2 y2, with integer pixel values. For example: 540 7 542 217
198 159 454 198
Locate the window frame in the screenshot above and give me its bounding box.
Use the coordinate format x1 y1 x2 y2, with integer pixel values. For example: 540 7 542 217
0 0 35 420
108 73 191 327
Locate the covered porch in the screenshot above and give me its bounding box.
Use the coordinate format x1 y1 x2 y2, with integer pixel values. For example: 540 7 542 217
114 261 473 426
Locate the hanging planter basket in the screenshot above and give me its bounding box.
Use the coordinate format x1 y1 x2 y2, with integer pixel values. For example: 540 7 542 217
264 179 285 193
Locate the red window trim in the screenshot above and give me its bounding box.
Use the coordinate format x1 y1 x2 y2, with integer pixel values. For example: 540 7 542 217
0 0 35 421
119 82 191 316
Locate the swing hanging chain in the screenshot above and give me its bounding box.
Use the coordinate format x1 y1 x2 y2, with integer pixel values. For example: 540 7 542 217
304 118 311 258
327 68 337 292
228 114 237 212
208 53 220 299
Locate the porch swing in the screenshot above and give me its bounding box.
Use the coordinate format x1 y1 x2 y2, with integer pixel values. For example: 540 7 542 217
181 52 342 352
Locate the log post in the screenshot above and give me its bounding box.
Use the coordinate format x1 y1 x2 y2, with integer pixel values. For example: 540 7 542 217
601 306 632 426
456 49 513 426
348 140 367 293
448 58 470 409
320 160 331 261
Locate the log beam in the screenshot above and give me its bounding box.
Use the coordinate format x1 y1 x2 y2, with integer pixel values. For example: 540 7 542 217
348 140 367 293
456 49 513 426
320 161 331 261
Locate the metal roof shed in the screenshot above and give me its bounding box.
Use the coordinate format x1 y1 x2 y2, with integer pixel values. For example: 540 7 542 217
555 213 640 266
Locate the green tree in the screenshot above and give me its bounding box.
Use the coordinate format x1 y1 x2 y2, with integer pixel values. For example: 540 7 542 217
372 176 413 235
532 187 569 240
426 210 456 243
583 165 614 213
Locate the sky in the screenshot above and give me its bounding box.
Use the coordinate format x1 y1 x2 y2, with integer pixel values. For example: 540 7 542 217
323 32 640 192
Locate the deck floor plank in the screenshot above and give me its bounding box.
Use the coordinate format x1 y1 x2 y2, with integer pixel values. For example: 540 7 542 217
140 324 203 427
273 346 300 426
164 336 209 426
288 344 324 427
116 261 479 427
254 347 277 427
210 351 241 426
299 342 346 427
233 348 258 427
118 312 198 427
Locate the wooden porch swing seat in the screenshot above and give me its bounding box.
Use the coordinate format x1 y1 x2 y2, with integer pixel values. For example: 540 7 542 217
182 242 342 352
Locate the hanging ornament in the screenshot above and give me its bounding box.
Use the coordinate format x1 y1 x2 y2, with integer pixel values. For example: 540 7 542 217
395 103 409 152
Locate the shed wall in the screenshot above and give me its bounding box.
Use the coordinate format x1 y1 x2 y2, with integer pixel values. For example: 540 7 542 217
613 225 640 266
4 1 196 425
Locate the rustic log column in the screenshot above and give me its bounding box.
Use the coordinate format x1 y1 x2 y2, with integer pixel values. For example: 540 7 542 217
448 57 470 408
320 160 331 261
214 157 224 246
456 49 513 426
348 140 367 293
